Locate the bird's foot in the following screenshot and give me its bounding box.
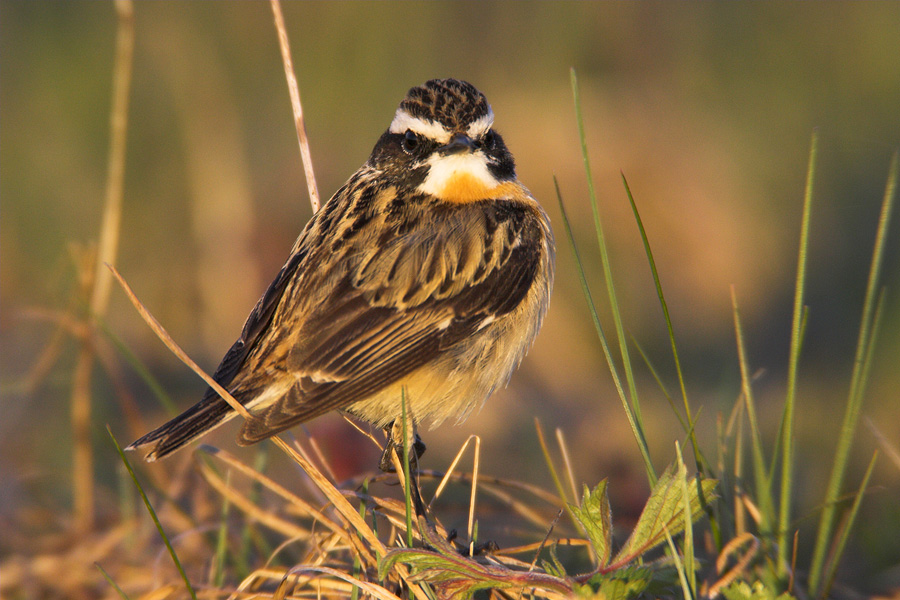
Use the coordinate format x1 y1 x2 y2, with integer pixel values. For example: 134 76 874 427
378 423 426 473
446 528 499 556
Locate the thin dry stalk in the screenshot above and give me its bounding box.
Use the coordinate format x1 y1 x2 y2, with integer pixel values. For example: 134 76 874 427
525 509 563 578
200 447 347 548
198 461 311 541
430 438 471 505
730 392 746 537
426 434 487 553
92 0 134 316
388 447 416 522
303 432 339 484
705 532 760 598
269 0 319 212
497 537 590 558
422 468 562 529
70 0 135 534
342 414 386 451
555 428 578 507
269 565 400 600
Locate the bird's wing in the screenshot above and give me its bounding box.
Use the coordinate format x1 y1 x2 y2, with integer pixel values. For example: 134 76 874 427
233 197 547 443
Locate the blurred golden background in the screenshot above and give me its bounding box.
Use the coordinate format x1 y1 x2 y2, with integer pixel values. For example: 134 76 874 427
2 1 899 588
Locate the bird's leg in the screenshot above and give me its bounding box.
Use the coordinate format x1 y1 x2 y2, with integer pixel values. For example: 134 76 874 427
380 416 428 518
379 417 426 472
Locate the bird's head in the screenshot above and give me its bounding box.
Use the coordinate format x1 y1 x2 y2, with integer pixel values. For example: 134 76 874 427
371 79 518 203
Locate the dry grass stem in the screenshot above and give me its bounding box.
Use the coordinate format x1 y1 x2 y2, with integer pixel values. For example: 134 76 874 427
430 437 476 505
555 428 578 507
428 435 483 544
424 468 562 529
69 0 135 535
496 537 590 558
269 0 319 212
200 447 347 545
525 508 563 579
109 265 253 421
198 462 310 542
92 0 134 317
304 433 339 484
705 533 760 598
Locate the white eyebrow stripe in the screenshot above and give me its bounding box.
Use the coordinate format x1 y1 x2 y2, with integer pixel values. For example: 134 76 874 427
389 110 451 143
466 110 494 138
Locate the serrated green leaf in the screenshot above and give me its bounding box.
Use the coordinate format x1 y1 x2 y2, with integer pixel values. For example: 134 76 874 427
579 565 655 600
613 464 717 565
378 518 573 598
597 576 651 600
569 480 613 566
720 580 797 600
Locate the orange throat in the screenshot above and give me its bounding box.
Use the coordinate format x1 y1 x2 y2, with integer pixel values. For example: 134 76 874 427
431 173 519 204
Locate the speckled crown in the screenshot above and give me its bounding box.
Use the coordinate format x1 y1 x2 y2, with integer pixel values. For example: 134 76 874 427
398 79 492 131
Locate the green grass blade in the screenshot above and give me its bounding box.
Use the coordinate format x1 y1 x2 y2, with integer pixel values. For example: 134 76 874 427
212 470 232 587
777 130 818 575
819 452 878 599
808 151 898 594
631 337 687 432
351 477 370 600
401 390 414 548
568 69 655 484
107 426 198 600
676 443 696 595
570 70 648 463
622 173 702 473
96 562 131 600
236 445 269 579
555 179 654 482
730 287 774 536
663 525 694 600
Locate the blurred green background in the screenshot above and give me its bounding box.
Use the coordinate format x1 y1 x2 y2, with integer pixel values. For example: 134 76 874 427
2 1 899 588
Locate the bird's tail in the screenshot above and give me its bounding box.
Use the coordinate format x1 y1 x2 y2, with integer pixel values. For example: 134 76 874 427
125 389 236 461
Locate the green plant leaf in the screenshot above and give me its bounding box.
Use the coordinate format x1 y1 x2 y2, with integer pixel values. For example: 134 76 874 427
569 480 613 566
596 569 652 600
379 518 572 599
579 565 658 599
612 464 717 565
720 580 796 600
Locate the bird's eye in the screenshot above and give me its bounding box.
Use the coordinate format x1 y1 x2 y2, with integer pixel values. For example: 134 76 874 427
482 130 496 149
402 130 420 153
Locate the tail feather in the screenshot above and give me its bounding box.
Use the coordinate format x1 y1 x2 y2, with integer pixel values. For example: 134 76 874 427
126 390 236 461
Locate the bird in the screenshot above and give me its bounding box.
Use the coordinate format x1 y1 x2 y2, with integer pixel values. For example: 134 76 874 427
127 78 555 473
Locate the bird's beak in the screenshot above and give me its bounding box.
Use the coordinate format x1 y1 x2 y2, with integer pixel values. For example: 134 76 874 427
441 133 476 155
